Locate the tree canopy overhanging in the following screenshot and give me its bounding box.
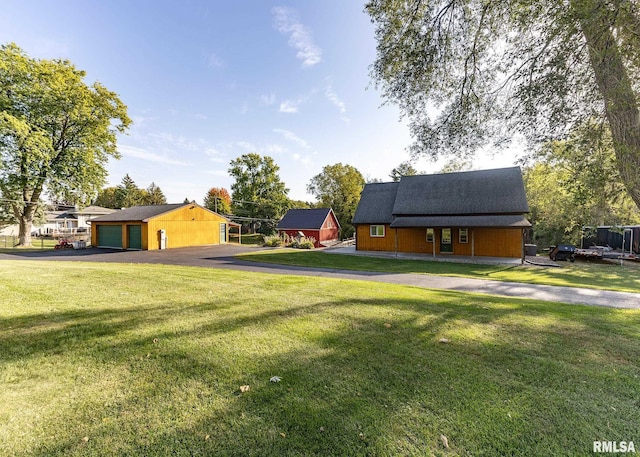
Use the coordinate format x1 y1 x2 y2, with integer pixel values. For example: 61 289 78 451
366 0 640 209
0 43 130 245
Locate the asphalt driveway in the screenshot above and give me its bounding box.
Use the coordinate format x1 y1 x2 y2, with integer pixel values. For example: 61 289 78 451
1 245 638 309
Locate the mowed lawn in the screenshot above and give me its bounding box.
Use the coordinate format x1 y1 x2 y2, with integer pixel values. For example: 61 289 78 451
1 261 639 456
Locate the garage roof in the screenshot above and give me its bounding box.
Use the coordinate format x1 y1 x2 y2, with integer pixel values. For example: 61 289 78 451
90 203 194 222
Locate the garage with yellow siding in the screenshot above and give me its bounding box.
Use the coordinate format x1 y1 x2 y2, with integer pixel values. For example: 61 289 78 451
90 203 237 250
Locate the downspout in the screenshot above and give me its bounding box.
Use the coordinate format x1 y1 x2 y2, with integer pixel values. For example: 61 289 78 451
432 230 436 258
471 229 475 258
394 227 398 258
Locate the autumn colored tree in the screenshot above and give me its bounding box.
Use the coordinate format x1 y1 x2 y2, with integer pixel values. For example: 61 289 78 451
203 187 232 214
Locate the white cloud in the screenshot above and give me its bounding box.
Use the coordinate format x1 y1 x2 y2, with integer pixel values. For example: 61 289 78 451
236 102 249 115
236 141 257 151
272 6 322 67
265 144 287 154
291 152 313 166
205 147 227 163
326 83 350 124
273 128 310 148
261 93 276 105
279 100 298 113
118 145 188 166
205 52 225 68
206 170 229 177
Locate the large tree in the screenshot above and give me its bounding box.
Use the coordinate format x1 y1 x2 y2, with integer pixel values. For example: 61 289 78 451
228 153 289 230
0 43 130 246
523 122 640 247
115 174 145 208
203 187 232 214
144 182 167 205
389 161 419 182
307 163 365 238
93 186 119 208
366 0 640 209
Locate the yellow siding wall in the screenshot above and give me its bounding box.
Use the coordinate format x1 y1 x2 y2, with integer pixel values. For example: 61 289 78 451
356 225 524 258
356 225 394 251
146 205 228 250
91 205 230 250
471 228 523 258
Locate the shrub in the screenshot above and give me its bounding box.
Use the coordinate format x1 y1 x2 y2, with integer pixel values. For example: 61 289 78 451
297 238 315 249
263 235 282 247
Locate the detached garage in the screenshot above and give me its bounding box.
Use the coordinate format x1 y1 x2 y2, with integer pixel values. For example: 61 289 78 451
90 203 237 250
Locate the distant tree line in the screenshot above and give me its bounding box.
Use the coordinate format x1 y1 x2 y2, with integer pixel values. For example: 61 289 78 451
93 174 167 208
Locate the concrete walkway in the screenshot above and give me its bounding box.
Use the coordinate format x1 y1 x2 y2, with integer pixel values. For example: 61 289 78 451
1 245 638 309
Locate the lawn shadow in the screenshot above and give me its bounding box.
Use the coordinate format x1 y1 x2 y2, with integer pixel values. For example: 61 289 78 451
3 292 639 456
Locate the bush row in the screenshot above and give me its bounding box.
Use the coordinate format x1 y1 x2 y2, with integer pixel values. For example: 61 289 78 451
263 233 316 249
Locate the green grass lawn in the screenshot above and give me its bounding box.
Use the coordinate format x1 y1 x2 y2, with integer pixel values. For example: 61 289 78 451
1 260 639 456
236 249 640 293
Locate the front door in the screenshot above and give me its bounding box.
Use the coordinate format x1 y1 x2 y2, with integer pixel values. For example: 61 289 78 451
219 223 227 243
440 228 453 253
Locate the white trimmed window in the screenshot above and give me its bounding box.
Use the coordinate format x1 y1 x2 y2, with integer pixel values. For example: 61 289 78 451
370 225 385 237
426 228 434 243
459 228 469 243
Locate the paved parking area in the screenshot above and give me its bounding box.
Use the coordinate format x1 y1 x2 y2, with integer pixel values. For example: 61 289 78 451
1 244 638 309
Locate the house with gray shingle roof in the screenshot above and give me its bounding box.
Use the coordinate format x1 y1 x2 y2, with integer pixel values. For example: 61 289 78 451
352 167 531 259
276 208 340 247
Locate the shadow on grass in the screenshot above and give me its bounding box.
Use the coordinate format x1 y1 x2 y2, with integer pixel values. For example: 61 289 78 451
2 294 639 456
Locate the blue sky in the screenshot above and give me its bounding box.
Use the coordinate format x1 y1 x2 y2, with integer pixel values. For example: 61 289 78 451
0 0 520 204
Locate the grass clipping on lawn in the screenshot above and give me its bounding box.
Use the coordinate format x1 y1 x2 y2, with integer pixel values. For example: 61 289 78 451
1 260 639 456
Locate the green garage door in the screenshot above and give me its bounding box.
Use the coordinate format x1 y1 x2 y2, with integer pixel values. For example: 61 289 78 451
128 225 142 250
97 225 123 248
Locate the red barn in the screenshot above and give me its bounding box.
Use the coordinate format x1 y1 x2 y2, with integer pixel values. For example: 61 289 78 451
276 208 340 248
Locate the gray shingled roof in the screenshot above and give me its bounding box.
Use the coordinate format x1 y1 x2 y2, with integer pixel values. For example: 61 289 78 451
390 215 531 228
393 167 529 215
352 182 399 224
277 208 339 230
89 204 188 222
353 167 530 227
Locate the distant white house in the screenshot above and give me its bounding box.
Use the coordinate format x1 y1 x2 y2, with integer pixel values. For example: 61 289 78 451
1 205 116 237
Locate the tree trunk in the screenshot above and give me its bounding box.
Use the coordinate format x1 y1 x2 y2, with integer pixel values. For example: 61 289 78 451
13 201 37 247
18 215 33 247
573 0 640 210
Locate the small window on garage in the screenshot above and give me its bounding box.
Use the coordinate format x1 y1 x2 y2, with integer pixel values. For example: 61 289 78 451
426 228 434 243
370 225 385 237
459 228 469 243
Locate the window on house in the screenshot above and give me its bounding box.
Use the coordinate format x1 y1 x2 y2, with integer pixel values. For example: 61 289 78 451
370 225 385 237
459 228 469 243
426 228 434 242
